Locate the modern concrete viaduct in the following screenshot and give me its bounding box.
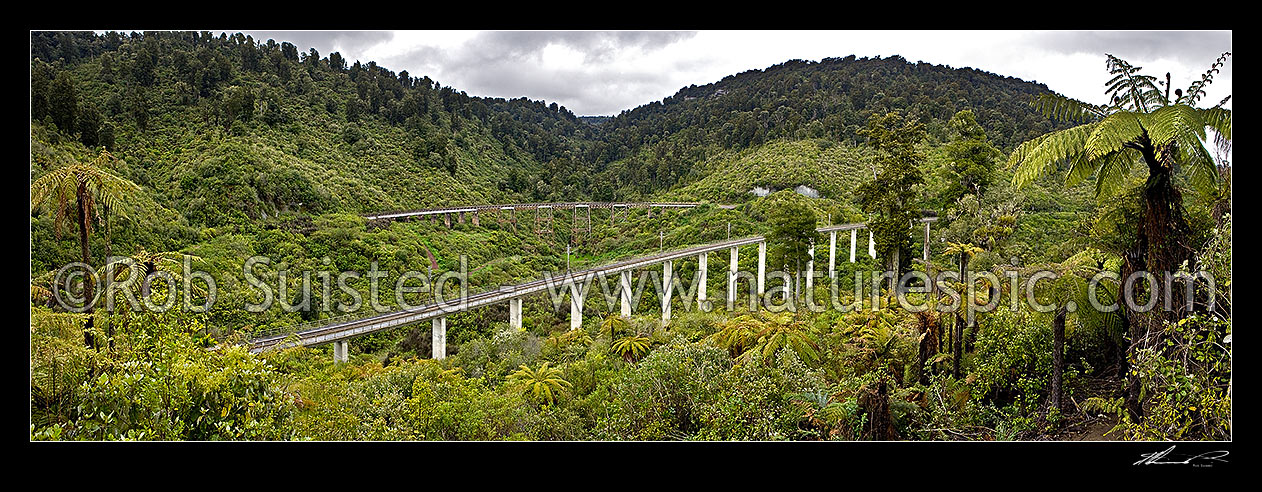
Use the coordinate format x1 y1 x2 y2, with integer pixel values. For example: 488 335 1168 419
246 217 937 362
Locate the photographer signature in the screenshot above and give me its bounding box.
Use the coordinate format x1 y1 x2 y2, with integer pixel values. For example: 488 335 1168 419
1134 445 1229 466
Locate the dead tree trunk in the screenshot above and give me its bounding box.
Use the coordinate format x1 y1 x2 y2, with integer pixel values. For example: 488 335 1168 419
861 379 898 440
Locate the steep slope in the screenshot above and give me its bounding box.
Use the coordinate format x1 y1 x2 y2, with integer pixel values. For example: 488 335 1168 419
30 31 596 227
664 139 875 205
32 33 1072 211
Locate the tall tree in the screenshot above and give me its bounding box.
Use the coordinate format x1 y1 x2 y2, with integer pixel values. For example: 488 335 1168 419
856 111 926 284
31 60 55 121
1007 52 1232 419
48 71 78 134
765 199 819 301
78 104 102 147
941 109 1001 203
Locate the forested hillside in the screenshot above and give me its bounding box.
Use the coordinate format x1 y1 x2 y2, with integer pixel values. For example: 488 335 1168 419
30 31 1230 443
31 31 596 223
30 32 1071 211
589 56 1069 197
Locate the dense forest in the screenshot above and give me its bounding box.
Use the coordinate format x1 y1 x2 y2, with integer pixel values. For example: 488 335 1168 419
30 31 1230 442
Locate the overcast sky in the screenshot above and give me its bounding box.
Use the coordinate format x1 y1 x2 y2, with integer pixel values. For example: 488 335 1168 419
244 30 1232 116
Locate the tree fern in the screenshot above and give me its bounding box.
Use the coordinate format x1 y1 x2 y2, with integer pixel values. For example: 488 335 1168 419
507 362 572 406
1009 52 1231 200
611 335 653 362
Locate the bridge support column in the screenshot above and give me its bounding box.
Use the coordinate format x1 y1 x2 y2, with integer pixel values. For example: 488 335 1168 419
458 211 465 224
432 317 446 360
332 340 349 363
472 211 480 226
619 270 633 317
923 221 931 261
757 242 766 298
728 246 738 308
850 229 857 263
829 231 837 280
806 240 815 296
570 282 584 331
444 213 451 228
697 252 708 310
509 298 523 330
868 229 877 259
661 260 673 327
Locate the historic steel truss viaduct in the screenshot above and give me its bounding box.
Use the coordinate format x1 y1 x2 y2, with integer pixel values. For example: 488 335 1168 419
246 216 937 362
363 202 702 238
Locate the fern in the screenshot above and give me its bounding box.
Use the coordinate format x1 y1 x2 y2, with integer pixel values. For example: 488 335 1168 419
1180 52 1231 106
1009 53 1230 199
1032 93 1106 123
1009 124 1095 189
1104 54 1160 112
1082 396 1125 416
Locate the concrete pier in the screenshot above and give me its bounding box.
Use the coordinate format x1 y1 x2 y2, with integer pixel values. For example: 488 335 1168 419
850 229 857 263
829 231 837 279
432 317 446 360
697 252 708 310
923 221 931 261
868 230 876 259
727 246 739 307
569 281 584 331
332 340 349 363
509 297 523 330
806 240 815 295
661 259 673 326
757 241 766 297
619 270 633 317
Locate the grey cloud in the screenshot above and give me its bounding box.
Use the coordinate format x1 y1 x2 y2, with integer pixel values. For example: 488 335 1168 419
1031 31 1231 64
458 64 672 114
468 31 696 64
1031 31 1231 106
384 31 698 115
243 31 394 59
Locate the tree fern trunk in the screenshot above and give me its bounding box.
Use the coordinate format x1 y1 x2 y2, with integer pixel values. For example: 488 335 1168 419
953 314 963 379
1050 307 1066 414
1122 140 1197 421
953 251 967 378
77 183 96 350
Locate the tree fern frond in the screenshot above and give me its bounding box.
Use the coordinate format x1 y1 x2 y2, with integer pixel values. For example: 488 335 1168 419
1032 93 1106 123
1105 54 1159 112
1199 107 1232 150
1176 136 1222 197
1144 105 1207 145
1064 153 1096 187
1085 112 1144 159
1181 52 1231 106
1093 151 1137 199
1212 95 1231 110
1010 124 1095 189
1139 105 1222 195
1005 132 1050 170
